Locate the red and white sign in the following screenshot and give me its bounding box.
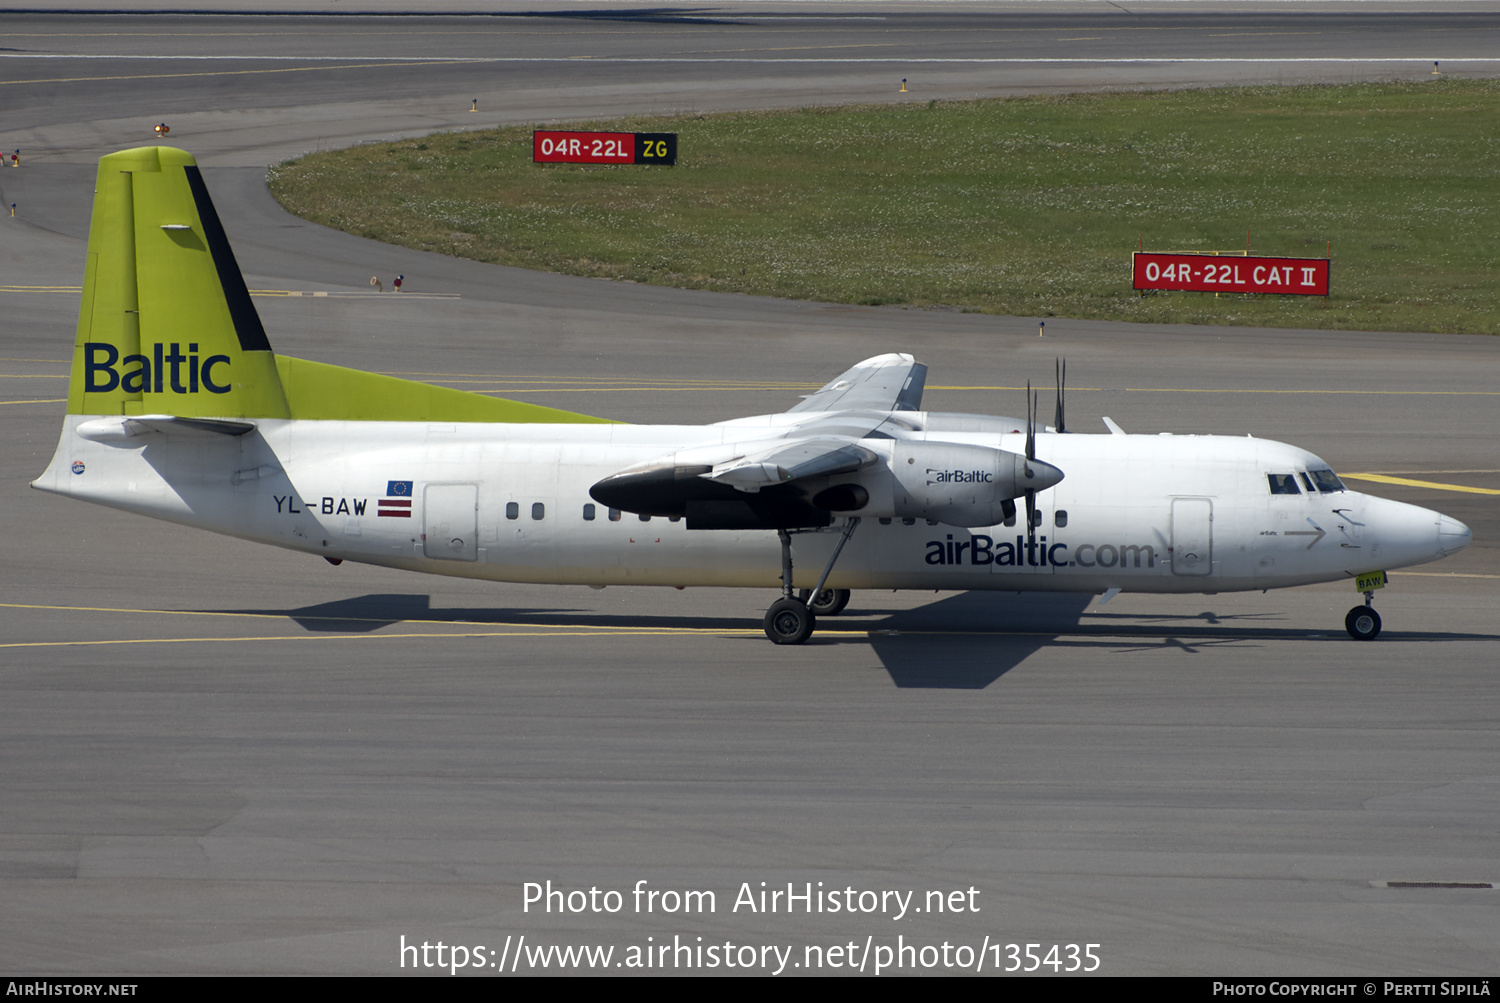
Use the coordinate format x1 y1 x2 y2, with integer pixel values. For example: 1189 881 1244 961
533 131 636 164
1133 252 1330 296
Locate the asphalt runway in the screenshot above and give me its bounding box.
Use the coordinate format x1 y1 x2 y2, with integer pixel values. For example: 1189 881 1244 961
2 2 1498 977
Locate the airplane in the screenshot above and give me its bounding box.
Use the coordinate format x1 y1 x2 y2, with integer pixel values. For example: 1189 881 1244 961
33 146 1472 644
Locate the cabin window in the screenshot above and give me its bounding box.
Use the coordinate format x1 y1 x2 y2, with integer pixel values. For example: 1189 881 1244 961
583 504 596 521
532 502 545 520
1055 510 1068 527
668 515 681 523
505 502 519 520
609 508 621 522
639 513 651 522
879 517 892 525
901 517 916 526
926 519 939 527
1267 474 1301 495
1309 468 1345 493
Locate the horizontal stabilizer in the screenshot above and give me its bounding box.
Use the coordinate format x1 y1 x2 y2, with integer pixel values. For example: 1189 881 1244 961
76 414 255 442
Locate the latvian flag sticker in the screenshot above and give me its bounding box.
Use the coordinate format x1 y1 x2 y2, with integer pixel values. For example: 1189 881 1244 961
379 480 414 518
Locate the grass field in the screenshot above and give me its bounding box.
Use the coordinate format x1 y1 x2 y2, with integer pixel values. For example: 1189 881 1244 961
268 80 1500 334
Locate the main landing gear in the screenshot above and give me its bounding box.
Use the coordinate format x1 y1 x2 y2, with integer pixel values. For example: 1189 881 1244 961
798 587 851 616
1344 590 1382 641
764 519 860 644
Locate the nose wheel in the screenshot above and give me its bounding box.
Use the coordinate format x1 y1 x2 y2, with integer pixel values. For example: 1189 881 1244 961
1345 592 1382 640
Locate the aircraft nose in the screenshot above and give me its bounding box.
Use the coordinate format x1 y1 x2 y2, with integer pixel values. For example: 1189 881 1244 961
1025 458 1065 493
1438 514 1471 556
1358 495 1470 570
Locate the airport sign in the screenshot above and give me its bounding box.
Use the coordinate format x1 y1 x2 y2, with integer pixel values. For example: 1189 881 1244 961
1133 252 1330 296
533 131 677 165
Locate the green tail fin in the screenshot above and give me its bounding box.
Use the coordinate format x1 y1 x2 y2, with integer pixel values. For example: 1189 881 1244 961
68 146 290 418
67 146 608 425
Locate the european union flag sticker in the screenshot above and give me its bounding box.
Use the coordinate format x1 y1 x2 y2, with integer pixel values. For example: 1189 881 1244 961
386 480 413 497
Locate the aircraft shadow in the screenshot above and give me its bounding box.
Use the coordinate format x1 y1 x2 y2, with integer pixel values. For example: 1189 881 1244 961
242 593 755 633
859 592 1095 689
216 593 1497 691
242 591 1094 690
282 593 437 632
841 596 1498 688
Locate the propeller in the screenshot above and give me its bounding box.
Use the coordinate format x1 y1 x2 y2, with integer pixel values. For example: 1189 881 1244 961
1054 358 1066 435
1018 369 1068 545
1024 382 1038 546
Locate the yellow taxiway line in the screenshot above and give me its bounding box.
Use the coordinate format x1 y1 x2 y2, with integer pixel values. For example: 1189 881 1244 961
1340 473 1500 496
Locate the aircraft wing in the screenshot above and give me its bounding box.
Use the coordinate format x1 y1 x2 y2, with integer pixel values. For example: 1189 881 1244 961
787 353 927 413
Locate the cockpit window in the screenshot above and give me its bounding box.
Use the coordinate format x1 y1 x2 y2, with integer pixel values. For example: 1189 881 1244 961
1299 472 1316 493
1267 474 1301 495
1308 468 1345 493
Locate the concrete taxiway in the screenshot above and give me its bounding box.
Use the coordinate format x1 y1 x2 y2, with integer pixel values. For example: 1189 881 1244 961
2 2 1497 976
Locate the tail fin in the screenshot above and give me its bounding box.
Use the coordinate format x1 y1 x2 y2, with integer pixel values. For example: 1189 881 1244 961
66 146 607 425
68 146 290 418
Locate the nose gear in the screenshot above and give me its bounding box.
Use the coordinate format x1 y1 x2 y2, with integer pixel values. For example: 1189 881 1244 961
1345 590 1382 640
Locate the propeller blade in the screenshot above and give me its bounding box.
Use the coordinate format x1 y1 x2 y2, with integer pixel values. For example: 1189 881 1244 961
1054 358 1066 434
1024 382 1037 545
1022 377 1056 547
1024 381 1035 467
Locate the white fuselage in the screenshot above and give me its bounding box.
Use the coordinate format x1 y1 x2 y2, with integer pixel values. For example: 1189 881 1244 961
34 412 1468 596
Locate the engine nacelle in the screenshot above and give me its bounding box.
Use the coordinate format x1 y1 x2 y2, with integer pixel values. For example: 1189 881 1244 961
816 440 1063 527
